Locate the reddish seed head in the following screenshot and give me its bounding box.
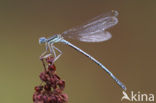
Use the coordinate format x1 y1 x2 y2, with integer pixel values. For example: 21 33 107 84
53 88 63 95
51 96 57 103
35 86 43 92
33 94 36 102
44 84 51 91
43 95 48 102
48 64 56 72
62 94 68 102
57 80 65 90
37 94 43 101
46 57 54 64
54 74 60 80
40 72 47 81
33 56 68 103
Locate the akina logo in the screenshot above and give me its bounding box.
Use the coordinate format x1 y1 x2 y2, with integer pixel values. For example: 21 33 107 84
121 91 154 102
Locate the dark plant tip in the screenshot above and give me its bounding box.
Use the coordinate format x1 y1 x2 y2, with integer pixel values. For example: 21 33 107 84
44 84 51 91
46 56 55 64
35 86 43 92
33 56 68 103
48 64 56 72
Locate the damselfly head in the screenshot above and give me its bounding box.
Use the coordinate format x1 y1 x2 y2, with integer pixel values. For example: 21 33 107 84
39 37 47 44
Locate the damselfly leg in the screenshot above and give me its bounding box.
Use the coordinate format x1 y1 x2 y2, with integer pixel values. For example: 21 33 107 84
40 42 52 59
50 44 62 62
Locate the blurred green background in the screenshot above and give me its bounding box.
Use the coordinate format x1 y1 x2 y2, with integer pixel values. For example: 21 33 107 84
0 0 156 103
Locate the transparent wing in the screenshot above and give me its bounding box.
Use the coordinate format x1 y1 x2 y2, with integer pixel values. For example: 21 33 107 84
61 10 119 42
79 31 112 42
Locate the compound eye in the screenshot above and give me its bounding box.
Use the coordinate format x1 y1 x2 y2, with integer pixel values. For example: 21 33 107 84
39 37 47 44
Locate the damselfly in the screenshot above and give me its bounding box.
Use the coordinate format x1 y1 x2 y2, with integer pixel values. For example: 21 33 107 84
39 10 127 91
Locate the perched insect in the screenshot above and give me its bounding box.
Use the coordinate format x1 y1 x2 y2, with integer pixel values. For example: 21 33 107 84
39 10 127 91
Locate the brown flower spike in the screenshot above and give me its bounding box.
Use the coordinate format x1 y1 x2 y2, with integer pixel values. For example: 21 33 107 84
33 57 68 103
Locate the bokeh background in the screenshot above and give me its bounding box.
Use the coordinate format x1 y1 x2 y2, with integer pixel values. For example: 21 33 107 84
0 0 156 103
